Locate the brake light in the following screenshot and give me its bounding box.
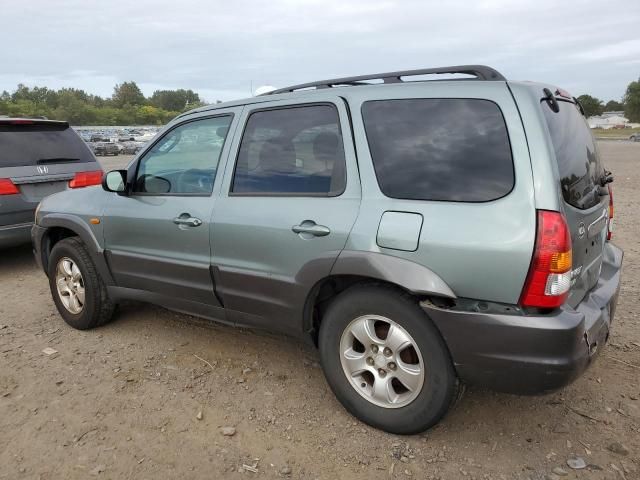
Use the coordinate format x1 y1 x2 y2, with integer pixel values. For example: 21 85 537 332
0 178 20 195
69 170 103 188
520 210 573 309
607 185 614 241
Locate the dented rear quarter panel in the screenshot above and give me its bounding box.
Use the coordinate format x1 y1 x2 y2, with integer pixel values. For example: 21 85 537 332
339 81 537 304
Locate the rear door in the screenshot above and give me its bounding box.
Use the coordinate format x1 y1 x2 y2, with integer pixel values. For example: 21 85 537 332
0 120 101 227
211 97 361 334
541 98 609 307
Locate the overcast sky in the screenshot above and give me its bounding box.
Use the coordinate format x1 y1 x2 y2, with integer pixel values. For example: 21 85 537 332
1 0 639 103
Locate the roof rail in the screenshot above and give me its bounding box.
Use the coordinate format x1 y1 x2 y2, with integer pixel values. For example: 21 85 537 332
264 65 506 95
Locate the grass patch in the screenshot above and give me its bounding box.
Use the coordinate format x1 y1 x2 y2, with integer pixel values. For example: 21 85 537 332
593 128 640 138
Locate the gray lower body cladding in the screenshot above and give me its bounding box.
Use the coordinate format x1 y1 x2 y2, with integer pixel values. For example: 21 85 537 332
423 242 623 394
0 222 33 248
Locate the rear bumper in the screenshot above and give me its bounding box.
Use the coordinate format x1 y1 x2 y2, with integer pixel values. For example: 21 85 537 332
424 242 623 394
0 222 33 248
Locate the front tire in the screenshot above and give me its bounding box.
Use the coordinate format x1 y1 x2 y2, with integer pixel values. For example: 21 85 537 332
318 285 458 434
48 237 116 330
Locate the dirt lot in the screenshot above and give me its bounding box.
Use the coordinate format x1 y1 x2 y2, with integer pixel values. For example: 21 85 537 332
1 143 638 480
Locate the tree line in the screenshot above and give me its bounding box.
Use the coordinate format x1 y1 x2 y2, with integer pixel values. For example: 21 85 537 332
577 76 640 122
0 81 212 125
2 76 640 125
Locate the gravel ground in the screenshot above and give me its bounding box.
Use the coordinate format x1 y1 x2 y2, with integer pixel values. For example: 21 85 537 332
0 143 638 479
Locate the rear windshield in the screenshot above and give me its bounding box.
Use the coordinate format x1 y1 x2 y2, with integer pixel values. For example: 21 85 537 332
362 99 514 202
542 99 604 210
0 124 95 168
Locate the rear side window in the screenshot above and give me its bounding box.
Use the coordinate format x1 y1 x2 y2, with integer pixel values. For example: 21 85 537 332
362 99 514 202
0 124 94 168
232 104 346 195
542 99 604 210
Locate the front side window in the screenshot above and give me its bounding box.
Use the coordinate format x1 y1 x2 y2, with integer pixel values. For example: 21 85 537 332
362 99 514 202
232 105 346 195
134 115 232 194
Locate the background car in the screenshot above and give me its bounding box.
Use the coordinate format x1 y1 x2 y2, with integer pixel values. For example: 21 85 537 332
92 142 120 156
119 142 145 155
0 118 103 247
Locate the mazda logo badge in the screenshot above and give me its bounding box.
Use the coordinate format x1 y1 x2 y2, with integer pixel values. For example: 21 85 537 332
36 165 48 174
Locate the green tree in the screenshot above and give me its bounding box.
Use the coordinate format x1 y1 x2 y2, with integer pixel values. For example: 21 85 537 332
576 94 604 117
623 78 640 122
0 82 205 125
112 81 146 107
150 88 201 111
604 100 624 112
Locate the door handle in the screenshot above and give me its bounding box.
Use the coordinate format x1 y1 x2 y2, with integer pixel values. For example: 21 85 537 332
292 220 330 237
173 213 202 227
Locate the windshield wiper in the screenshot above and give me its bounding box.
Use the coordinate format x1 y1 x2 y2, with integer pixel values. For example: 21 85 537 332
599 170 614 187
37 157 80 164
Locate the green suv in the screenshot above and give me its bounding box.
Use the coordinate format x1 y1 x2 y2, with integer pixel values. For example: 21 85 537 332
32 66 623 434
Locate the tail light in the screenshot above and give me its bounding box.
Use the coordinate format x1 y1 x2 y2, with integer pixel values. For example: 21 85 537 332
0 178 20 195
69 170 103 189
607 185 614 241
520 210 572 309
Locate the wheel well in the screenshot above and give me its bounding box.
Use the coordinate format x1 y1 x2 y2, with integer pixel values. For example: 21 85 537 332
41 227 78 272
304 275 416 346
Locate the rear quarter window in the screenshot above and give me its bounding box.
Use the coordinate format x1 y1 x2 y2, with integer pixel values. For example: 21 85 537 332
361 98 514 202
0 124 95 168
541 99 604 210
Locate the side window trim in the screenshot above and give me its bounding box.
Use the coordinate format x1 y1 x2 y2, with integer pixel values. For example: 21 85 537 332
130 113 234 197
228 102 347 198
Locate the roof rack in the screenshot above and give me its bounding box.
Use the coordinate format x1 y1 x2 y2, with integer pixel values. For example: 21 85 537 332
264 65 506 95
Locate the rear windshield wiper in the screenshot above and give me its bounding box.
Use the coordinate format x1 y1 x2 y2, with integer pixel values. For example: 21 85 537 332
600 171 614 186
598 171 614 196
37 157 80 164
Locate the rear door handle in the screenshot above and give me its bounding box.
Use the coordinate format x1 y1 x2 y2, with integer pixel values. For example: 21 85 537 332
292 220 330 237
173 213 202 227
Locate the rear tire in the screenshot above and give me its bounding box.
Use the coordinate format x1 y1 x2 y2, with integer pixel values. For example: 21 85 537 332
48 237 116 330
318 285 458 434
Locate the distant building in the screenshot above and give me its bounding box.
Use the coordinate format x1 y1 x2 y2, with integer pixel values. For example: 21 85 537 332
588 111 629 129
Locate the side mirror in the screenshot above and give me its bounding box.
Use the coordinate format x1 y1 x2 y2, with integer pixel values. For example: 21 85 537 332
102 170 127 194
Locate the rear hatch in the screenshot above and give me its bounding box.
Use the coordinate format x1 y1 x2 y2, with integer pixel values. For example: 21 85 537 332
541 95 610 308
0 119 101 226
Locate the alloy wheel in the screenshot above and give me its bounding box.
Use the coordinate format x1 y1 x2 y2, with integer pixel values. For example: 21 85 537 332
339 315 425 408
55 257 85 314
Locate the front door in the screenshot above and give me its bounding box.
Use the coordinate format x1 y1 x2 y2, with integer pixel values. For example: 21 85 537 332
103 111 239 312
211 98 361 334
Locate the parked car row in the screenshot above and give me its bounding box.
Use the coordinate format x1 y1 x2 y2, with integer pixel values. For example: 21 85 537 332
89 142 145 156
89 140 146 156
23 65 622 435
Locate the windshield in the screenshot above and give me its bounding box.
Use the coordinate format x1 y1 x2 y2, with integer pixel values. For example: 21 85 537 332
0 124 95 168
542 99 604 210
